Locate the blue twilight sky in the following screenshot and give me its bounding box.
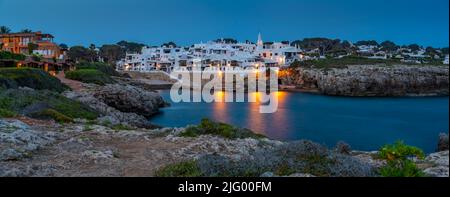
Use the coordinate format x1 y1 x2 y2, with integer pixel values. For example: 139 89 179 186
0 0 448 47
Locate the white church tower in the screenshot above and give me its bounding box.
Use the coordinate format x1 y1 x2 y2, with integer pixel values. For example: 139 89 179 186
257 32 263 50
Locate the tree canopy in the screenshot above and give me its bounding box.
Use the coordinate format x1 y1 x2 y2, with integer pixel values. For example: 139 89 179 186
99 44 125 63
161 41 177 48
408 44 421 52
215 38 238 44
291 38 351 56
59 43 69 50
67 46 97 62
0 26 11 34
117 40 146 53
380 41 399 52
20 29 33 33
355 40 379 46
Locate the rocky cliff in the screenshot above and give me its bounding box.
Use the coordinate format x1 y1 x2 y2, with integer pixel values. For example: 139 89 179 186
280 65 449 96
63 82 167 129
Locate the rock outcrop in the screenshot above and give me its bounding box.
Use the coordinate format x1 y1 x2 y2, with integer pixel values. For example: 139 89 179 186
281 65 449 96
61 80 167 129
421 151 449 177
92 84 166 117
63 91 157 129
0 119 55 162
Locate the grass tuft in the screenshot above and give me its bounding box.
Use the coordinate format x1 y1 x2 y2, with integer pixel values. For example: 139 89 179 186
155 160 202 177
65 69 115 85
180 118 266 139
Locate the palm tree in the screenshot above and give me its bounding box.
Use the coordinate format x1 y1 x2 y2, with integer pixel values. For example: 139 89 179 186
20 29 33 33
0 26 11 34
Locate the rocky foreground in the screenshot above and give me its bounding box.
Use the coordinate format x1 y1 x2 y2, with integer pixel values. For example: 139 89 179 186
1 68 448 177
280 65 449 96
0 118 448 177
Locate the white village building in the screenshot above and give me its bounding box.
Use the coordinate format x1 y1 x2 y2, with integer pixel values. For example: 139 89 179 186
117 33 303 73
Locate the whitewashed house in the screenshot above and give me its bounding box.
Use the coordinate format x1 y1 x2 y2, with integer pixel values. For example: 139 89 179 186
117 33 303 73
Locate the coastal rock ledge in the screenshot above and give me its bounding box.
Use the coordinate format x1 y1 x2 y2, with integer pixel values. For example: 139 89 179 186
0 119 448 177
92 84 167 117
281 65 449 96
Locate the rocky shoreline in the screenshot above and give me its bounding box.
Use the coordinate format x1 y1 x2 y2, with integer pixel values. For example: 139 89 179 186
280 65 449 97
63 81 167 129
1 69 449 177
0 118 448 177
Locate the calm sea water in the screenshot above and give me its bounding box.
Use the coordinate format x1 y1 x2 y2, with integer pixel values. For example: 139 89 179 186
150 90 449 153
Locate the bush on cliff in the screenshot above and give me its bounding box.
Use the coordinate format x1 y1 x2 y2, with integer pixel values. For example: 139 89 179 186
0 68 68 92
180 118 266 139
65 69 115 85
378 141 425 177
0 88 98 122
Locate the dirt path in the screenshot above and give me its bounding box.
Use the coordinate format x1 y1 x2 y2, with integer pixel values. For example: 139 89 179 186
56 71 84 92
0 120 263 177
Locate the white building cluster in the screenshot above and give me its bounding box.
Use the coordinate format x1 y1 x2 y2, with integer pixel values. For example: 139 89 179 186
117 34 303 72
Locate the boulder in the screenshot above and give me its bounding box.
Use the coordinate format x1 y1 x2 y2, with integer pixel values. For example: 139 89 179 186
438 133 449 151
92 84 166 117
63 91 159 129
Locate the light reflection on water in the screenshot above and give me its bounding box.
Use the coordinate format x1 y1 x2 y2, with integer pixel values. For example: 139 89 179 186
151 90 449 153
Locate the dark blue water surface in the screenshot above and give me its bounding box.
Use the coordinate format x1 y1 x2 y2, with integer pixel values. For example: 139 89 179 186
150 90 449 153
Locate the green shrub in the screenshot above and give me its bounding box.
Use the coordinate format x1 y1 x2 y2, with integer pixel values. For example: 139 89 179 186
29 109 73 123
75 62 119 76
54 101 98 120
0 68 68 92
380 160 425 177
0 108 16 118
378 141 425 177
155 160 202 177
274 162 297 176
180 118 266 139
379 141 425 161
65 69 115 85
0 51 26 61
111 124 133 131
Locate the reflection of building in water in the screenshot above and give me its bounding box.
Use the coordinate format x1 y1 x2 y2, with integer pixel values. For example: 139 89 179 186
211 91 230 123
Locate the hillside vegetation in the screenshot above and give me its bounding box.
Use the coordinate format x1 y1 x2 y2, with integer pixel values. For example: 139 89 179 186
0 68 68 92
290 56 445 69
0 88 98 121
65 62 117 85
